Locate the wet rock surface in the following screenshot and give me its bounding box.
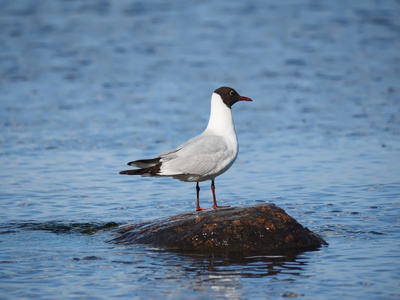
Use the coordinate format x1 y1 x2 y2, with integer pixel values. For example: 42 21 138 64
113 204 327 253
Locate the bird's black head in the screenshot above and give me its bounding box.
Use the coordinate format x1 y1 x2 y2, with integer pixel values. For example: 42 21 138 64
214 86 252 108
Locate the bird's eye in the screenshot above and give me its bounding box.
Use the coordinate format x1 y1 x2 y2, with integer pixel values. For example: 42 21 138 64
229 90 235 96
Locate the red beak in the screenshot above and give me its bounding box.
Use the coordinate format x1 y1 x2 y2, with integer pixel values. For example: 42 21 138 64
239 96 253 102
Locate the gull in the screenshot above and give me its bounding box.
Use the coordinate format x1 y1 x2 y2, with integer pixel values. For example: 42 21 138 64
120 86 252 211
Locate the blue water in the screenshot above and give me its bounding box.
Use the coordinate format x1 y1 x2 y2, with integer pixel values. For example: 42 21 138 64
1 0 400 299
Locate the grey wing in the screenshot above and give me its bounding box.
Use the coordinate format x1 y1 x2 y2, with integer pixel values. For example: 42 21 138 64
159 135 233 176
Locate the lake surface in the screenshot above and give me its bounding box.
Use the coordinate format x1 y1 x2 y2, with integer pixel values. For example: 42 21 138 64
1 0 399 299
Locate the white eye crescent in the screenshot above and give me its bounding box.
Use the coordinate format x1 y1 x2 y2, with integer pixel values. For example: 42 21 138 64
230 90 234 96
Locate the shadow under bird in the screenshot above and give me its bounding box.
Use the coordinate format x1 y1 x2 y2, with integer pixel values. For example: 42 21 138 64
120 86 252 211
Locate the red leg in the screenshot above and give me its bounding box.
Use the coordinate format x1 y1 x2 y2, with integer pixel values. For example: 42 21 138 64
196 182 208 211
211 179 230 209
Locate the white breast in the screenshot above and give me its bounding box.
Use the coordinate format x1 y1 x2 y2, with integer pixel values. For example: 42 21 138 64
158 93 239 182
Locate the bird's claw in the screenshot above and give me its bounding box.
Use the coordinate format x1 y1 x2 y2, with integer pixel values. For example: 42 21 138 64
212 204 231 210
196 207 210 212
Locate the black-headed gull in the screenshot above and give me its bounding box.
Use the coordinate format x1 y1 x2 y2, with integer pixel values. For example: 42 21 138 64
120 86 252 211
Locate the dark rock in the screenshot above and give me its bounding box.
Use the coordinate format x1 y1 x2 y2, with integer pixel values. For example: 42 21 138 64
112 204 327 253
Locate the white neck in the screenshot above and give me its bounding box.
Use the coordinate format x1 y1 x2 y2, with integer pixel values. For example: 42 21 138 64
205 93 236 137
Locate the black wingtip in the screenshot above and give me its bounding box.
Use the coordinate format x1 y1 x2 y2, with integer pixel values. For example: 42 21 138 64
119 162 162 176
127 158 161 167
119 169 139 175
